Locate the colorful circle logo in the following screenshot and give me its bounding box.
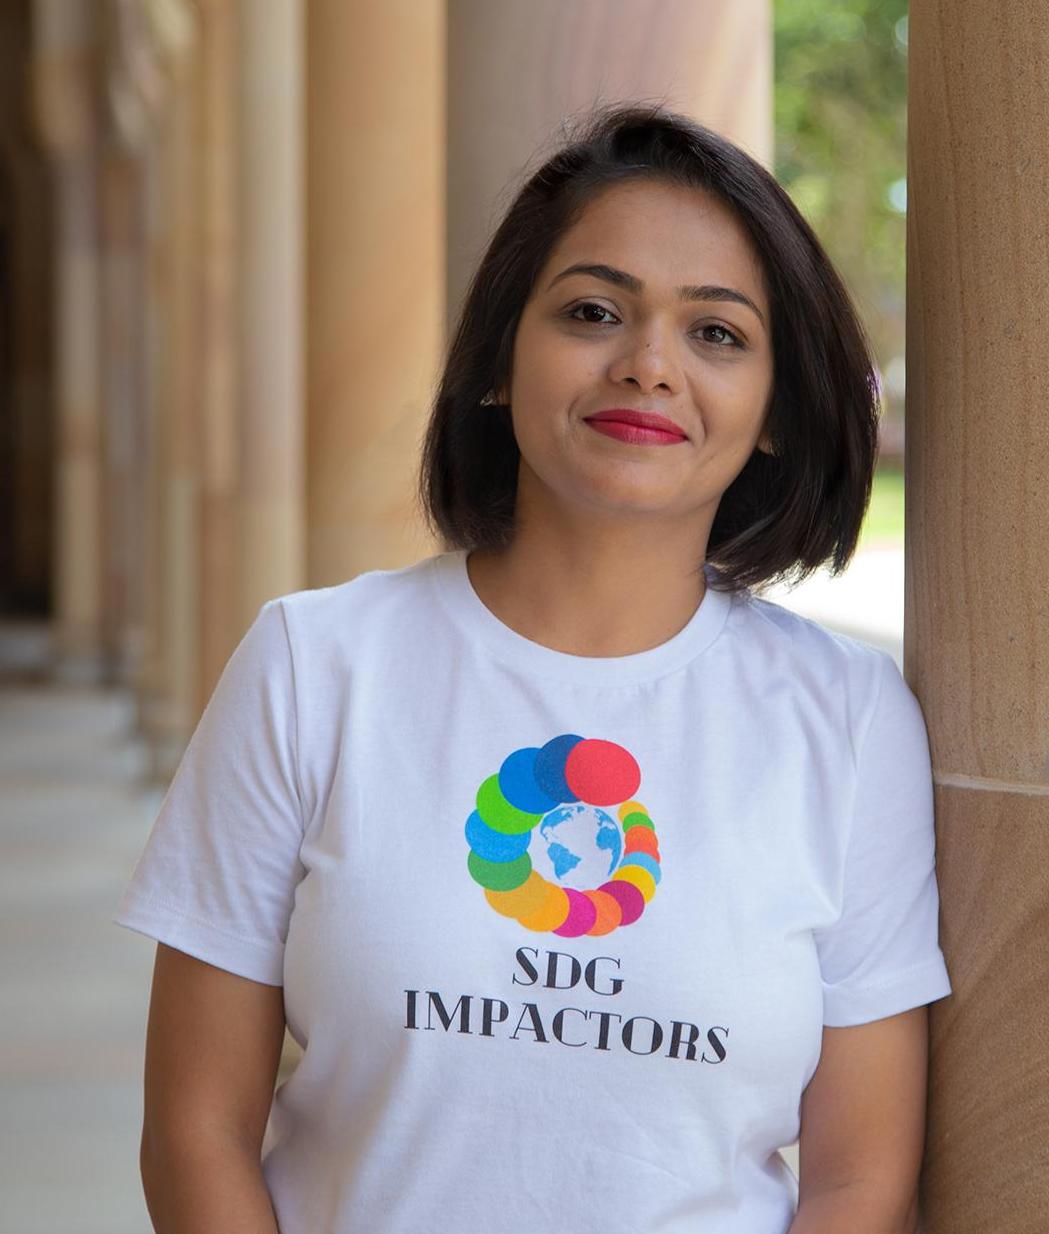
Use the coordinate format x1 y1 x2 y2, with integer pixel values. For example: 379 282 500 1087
465 733 662 937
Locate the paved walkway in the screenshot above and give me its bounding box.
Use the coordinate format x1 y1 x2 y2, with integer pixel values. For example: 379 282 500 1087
0 545 904 1230
0 652 161 1233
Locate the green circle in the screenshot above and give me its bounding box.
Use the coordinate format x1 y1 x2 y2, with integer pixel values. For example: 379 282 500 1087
622 810 655 832
468 849 533 891
476 773 543 835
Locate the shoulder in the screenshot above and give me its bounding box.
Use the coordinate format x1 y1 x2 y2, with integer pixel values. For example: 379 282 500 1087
731 585 893 685
264 552 440 652
723 586 909 750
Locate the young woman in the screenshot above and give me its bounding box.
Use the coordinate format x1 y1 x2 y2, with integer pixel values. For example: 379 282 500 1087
116 103 951 1234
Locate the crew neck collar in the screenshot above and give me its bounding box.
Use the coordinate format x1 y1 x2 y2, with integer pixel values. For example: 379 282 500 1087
428 548 732 687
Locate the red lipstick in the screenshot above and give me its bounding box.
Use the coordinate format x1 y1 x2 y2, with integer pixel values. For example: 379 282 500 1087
583 408 688 446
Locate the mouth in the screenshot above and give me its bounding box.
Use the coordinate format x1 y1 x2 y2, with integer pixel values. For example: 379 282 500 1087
583 408 689 446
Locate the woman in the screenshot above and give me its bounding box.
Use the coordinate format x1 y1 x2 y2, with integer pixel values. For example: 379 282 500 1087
115 103 951 1233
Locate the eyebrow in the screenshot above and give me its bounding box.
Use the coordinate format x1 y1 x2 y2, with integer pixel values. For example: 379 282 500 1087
545 262 766 328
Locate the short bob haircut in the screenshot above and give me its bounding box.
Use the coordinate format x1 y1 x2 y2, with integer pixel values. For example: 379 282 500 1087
416 101 881 594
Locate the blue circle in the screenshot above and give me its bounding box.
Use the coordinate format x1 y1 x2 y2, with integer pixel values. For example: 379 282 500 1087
465 809 531 862
617 852 662 884
499 747 560 814
534 733 584 802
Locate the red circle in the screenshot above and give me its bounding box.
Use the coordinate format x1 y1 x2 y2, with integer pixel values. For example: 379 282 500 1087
564 738 641 805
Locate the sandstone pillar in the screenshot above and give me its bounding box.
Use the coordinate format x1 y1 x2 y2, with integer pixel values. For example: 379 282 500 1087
133 0 201 776
907 2 1049 1228
306 0 446 581
97 3 152 684
235 0 306 626
98 147 145 681
1 2 53 616
31 0 105 681
194 0 241 701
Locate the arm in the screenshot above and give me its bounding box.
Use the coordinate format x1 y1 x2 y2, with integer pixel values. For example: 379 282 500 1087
139 943 288 1233
788 1006 929 1234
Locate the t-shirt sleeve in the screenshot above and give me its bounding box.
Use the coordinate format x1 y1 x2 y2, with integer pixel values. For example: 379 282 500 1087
815 648 953 1027
112 597 305 986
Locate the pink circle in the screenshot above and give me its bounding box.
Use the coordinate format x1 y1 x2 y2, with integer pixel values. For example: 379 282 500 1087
553 888 599 937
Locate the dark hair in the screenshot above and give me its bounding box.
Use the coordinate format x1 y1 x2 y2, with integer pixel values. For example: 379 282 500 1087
416 101 881 593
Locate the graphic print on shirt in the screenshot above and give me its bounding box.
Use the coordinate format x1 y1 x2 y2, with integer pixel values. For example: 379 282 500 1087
404 729 731 1063
464 733 662 938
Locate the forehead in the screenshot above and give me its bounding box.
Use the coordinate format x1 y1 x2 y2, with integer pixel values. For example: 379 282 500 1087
541 179 767 301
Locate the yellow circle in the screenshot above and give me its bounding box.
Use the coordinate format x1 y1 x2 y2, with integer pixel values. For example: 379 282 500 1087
611 864 656 902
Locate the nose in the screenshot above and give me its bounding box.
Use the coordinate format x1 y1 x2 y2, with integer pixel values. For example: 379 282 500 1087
607 329 680 396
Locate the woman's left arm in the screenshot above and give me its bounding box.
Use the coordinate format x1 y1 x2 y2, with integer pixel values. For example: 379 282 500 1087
788 1006 930 1234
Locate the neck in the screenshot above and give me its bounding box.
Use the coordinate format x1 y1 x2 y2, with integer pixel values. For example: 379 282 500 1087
465 523 711 659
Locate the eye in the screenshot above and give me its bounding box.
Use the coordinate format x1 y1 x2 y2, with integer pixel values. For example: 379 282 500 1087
566 301 618 326
698 323 744 349
565 302 744 349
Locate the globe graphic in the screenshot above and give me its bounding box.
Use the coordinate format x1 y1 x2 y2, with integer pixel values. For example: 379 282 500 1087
533 803 623 890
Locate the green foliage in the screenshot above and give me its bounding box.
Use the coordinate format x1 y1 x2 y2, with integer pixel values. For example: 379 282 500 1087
860 461 905 546
775 0 909 436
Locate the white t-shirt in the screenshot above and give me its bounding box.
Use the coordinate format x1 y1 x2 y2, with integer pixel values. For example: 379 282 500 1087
113 548 952 1234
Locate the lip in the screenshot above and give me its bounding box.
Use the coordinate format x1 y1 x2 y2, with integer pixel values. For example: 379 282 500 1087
583 407 689 443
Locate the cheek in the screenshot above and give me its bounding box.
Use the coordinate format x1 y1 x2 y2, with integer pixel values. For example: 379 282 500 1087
703 368 772 430
510 349 592 432
514 317 596 386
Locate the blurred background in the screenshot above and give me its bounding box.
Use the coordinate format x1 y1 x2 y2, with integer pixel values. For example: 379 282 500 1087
1 2 910 1229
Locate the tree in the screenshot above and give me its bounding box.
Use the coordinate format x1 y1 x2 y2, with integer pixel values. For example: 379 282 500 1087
775 0 909 455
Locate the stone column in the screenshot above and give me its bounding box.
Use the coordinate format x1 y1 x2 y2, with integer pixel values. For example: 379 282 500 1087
306 0 446 582
114 0 304 771
235 0 306 627
98 0 153 684
128 0 202 777
907 2 1049 1229
30 0 105 681
194 0 240 699
160 2 202 767
98 145 145 680
0 1 52 615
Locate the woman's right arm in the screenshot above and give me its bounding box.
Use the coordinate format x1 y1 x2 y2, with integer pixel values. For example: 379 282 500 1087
139 943 287 1233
